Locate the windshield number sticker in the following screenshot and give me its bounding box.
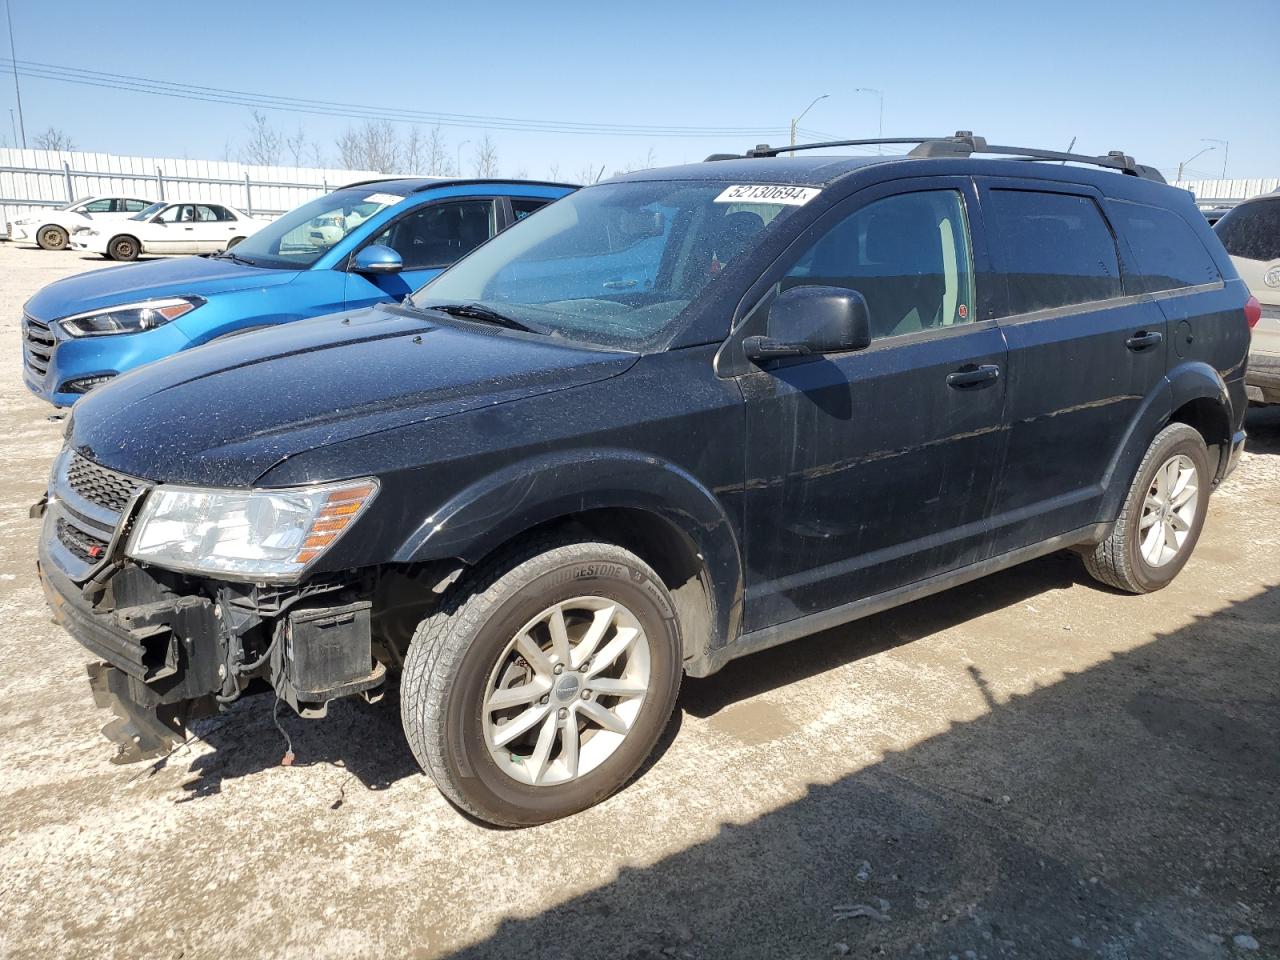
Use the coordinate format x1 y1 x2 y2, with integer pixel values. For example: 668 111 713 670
714 184 820 206
363 192 404 206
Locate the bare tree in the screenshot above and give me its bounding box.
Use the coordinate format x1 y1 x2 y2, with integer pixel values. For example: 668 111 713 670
425 126 450 176
548 163 561 181
336 120 402 173
403 126 424 173
511 167 528 180
336 126 364 170
576 163 604 185
285 123 314 167
33 127 75 151
241 110 281 166
472 133 499 177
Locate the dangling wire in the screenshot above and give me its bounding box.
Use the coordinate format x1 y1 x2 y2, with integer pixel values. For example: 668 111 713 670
273 697 295 767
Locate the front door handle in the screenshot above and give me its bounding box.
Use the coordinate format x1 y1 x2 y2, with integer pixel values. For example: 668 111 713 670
946 364 1001 389
1126 330 1163 351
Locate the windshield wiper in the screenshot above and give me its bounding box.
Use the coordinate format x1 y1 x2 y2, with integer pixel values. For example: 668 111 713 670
215 250 257 267
419 302 545 334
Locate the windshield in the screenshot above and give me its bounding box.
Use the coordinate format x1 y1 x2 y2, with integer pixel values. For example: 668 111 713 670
223 187 404 269
131 202 165 221
412 180 796 350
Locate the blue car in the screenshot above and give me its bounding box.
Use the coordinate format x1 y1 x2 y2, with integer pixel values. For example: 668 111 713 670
21 178 575 405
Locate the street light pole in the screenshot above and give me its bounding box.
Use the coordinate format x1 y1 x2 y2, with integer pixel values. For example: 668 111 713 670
4 0 25 148
456 139 470 177
790 94 828 154
1176 146 1215 182
854 88 884 152
1201 138 1229 180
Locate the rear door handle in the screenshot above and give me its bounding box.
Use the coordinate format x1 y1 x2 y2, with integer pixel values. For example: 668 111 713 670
1125 330 1163 351
946 364 1001 389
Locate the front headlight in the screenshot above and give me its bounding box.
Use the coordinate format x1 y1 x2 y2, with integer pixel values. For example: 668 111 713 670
56 296 204 338
126 479 378 580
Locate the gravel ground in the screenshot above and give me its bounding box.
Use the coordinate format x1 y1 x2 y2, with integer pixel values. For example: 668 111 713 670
0 243 1277 959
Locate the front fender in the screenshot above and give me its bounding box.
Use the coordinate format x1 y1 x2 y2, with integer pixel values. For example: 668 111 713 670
394 447 744 661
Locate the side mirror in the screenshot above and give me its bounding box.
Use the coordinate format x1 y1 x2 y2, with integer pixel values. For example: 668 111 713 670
352 244 403 275
744 285 872 361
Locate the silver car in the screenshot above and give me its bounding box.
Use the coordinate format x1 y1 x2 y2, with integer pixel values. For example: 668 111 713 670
1216 192 1280 403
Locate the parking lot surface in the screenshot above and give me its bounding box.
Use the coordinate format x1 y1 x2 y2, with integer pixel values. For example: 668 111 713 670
0 243 1276 959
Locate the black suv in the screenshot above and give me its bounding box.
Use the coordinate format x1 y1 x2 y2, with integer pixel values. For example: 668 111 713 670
36 134 1252 826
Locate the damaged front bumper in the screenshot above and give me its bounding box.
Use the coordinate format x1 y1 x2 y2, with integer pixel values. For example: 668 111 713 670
37 484 386 763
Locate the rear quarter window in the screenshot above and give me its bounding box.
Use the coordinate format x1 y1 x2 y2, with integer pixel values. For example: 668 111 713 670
987 189 1122 315
1105 200 1221 293
1214 200 1280 263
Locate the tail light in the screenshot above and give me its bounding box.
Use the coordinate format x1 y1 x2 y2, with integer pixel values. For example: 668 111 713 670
1245 295 1261 329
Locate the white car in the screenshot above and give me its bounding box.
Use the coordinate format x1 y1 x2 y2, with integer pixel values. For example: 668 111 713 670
71 201 272 261
9 196 153 250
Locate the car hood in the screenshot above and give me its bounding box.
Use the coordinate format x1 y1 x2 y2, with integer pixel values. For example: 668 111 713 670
69 305 637 487
24 255 301 322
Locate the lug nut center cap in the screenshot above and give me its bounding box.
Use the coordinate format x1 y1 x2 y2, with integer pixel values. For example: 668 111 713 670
554 672 581 703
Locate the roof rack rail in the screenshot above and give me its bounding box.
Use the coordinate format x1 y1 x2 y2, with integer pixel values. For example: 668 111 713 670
715 132 1166 183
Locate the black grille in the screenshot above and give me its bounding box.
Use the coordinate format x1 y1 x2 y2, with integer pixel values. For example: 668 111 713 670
56 517 108 564
22 314 54 377
66 454 141 514
1263 304 1280 321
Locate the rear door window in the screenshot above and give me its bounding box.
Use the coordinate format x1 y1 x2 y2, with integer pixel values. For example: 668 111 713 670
988 189 1122 315
1214 200 1280 262
1105 200 1221 293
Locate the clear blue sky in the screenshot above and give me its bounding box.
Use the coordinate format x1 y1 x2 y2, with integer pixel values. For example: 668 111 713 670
2 0 1275 181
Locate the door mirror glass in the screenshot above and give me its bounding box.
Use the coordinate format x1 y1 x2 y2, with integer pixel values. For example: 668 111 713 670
746 285 872 360
352 243 404 275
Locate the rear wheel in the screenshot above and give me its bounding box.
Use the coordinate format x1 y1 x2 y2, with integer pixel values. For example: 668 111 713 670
227 236 245 249
107 235 140 261
1082 423 1210 593
36 225 69 251
401 539 682 826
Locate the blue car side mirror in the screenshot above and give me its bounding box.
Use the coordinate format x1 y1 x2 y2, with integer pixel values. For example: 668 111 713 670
352 244 403 275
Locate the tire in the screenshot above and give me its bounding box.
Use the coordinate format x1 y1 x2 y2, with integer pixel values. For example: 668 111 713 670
401 538 682 826
1082 423 1211 593
36 225 69 251
227 236 245 249
107 235 140 261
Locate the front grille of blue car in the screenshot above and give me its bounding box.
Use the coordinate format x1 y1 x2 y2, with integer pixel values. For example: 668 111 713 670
22 313 54 378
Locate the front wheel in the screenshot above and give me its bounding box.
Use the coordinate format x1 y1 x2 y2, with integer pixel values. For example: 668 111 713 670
1082 423 1211 593
401 539 682 826
107 235 140 261
36 225 69 251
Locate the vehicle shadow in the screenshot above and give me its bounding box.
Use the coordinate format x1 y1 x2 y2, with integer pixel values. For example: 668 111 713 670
442 584 1280 959
171 550 1086 805
681 549 1087 718
1245 404 1280 454
175 688 420 801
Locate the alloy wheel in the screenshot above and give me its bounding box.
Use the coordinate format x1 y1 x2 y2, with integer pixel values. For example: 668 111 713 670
482 596 651 787
1139 453 1199 567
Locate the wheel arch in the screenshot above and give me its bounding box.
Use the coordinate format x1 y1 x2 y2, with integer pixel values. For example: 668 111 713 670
1098 361 1235 523
1165 361 1235 480
392 449 744 672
